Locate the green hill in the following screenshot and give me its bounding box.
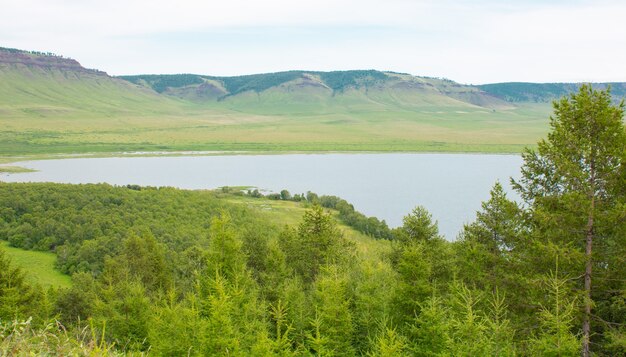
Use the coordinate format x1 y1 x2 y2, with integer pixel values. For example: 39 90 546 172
119 71 514 113
478 82 626 103
7 46 624 157
0 48 187 119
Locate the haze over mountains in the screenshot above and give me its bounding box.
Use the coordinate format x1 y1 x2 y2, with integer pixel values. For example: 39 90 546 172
1 46 624 155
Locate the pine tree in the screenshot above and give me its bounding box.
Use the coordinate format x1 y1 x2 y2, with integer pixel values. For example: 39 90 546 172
513 85 626 356
311 265 355 356
409 296 451 355
368 325 407 357
527 261 580 356
280 206 354 285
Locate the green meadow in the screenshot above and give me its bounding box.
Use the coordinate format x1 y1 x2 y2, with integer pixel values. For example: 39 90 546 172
1 241 71 288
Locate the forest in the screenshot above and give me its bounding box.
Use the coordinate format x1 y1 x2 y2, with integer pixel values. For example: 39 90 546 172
0 85 624 355
120 70 391 97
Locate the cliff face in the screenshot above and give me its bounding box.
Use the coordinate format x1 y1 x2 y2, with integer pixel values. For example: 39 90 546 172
0 47 107 75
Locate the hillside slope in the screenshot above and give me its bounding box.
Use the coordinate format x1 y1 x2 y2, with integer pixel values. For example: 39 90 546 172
1 46 599 156
120 71 515 114
0 48 187 119
478 82 626 103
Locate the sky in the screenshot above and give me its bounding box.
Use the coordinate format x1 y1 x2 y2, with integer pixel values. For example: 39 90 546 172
1 0 625 84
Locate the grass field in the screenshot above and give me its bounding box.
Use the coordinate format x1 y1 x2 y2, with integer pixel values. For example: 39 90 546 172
1 241 72 288
0 101 551 160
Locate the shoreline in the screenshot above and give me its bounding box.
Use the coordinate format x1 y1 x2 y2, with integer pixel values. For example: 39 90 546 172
0 148 526 168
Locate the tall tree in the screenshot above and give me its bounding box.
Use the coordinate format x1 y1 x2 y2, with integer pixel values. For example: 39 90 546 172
391 206 454 325
280 206 354 285
513 84 626 356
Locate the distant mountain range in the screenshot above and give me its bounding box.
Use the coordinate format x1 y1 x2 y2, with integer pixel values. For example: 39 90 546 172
120 72 626 105
2 46 624 114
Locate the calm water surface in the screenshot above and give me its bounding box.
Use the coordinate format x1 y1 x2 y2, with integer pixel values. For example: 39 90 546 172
0 154 523 239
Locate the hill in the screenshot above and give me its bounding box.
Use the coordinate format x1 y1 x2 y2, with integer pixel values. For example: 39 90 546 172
119 71 515 113
5 46 623 157
478 82 626 103
0 47 185 118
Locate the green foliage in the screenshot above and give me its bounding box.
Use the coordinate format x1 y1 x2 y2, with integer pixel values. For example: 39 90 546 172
122 70 391 96
117 231 171 292
55 272 98 324
317 194 392 240
392 241 433 323
213 71 305 96
350 261 398 354
318 70 388 91
269 300 296 356
513 85 626 354
0 248 40 322
280 189 292 201
479 82 626 103
312 265 355 356
391 206 454 325
408 285 517 356
148 291 204 356
527 265 580 356
409 296 451 355
368 325 408 357
0 318 119 356
119 74 205 93
92 280 151 351
396 206 440 244
206 213 246 279
279 206 355 284
455 183 525 311
0 46 63 58
0 183 263 278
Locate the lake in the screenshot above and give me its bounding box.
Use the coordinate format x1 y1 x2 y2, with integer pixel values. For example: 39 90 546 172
0 153 523 239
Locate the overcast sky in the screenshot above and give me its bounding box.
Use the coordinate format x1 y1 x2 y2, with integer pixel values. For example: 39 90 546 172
1 0 625 84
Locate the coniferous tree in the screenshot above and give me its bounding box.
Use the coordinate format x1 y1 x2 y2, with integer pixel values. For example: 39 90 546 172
0 248 39 321
527 262 580 356
513 85 626 355
280 206 354 285
312 265 355 356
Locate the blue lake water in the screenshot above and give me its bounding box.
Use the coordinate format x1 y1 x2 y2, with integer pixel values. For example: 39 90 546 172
0 153 523 239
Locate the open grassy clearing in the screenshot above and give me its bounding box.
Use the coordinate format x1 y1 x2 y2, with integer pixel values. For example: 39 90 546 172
1 241 72 288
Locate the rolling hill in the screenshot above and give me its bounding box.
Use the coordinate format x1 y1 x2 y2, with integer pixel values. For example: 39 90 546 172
1 46 622 157
119 71 516 114
478 82 626 103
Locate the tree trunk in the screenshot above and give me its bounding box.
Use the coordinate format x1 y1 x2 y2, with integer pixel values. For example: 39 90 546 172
582 194 594 357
